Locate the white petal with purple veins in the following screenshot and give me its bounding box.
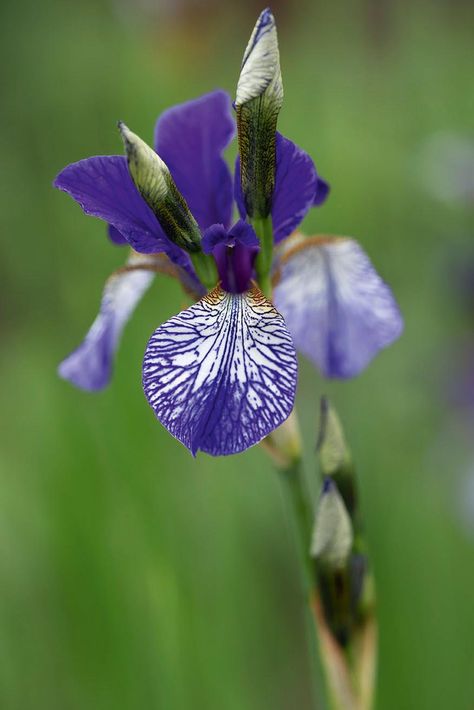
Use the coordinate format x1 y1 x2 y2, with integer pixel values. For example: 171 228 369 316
273 237 403 378
143 285 297 456
59 254 156 391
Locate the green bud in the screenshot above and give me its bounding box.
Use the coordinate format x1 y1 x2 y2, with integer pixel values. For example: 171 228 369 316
235 8 283 220
311 478 353 569
317 396 352 474
317 397 358 525
118 122 202 254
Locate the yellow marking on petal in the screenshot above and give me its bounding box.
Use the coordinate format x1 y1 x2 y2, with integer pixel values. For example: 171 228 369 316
113 252 202 301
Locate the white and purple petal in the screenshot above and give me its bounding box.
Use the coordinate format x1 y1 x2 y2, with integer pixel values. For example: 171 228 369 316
273 237 403 378
235 133 329 243
59 254 156 391
143 285 297 456
154 90 235 230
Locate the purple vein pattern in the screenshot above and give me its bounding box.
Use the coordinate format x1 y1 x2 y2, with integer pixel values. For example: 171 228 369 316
143 285 298 455
273 237 403 378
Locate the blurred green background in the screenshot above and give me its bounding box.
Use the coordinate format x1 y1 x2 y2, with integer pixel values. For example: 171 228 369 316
1 0 473 707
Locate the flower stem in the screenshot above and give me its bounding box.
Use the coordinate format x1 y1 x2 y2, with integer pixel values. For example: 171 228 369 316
276 457 323 709
251 215 274 298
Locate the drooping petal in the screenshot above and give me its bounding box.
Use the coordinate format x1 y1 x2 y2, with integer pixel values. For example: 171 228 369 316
154 90 235 230
143 285 298 456
273 236 403 378
107 224 128 245
235 133 329 243
54 156 199 283
58 253 157 391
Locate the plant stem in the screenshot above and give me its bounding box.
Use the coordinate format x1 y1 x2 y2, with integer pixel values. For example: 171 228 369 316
277 458 322 709
252 215 274 298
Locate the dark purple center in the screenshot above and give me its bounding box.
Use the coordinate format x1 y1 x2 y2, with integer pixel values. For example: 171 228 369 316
202 219 259 294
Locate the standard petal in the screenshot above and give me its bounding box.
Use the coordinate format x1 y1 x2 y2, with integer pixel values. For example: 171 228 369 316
273 237 403 378
235 133 329 243
55 155 172 253
143 285 297 456
55 156 200 283
58 254 156 391
154 90 235 230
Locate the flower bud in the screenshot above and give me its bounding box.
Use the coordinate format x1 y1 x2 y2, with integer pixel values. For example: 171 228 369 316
317 397 358 524
311 478 353 569
118 122 202 253
261 409 302 468
235 8 283 220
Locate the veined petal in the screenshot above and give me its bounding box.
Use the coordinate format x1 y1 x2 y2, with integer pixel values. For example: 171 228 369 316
154 90 235 230
235 133 329 243
59 253 157 391
273 237 403 378
143 285 297 456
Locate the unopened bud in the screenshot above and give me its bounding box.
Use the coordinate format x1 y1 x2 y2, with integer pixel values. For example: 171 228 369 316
317 396 351 476
235 8 283 220
118 122 202 253
311 478 353 569
262 409 302 468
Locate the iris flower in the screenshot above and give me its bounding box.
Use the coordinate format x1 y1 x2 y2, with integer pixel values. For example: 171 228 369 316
54 11 402 457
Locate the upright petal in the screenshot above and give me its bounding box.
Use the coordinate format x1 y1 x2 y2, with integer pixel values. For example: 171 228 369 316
55 156 199 283
273 236 403 378
143 285 297 456
58 253 157 391
235 133 329 243
56 156 168 252
154 90 235 230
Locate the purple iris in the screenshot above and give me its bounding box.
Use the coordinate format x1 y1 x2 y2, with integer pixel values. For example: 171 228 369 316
55 90 403 456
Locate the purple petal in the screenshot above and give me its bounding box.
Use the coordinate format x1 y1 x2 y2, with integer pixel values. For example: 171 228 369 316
107 224 128 245
201 219 259 253
55 156 168 252
155 90 235 230
54 155 199 282
228 219 259 247
235 133 329 243
143 285 298 456
201 223 228 254
58 254 155 391
273 237 403 378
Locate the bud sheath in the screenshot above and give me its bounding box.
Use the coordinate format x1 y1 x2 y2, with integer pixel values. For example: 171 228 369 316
235 9 283 220
118 122 202 253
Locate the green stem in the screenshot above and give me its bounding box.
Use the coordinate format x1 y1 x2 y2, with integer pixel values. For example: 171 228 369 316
277 458 321 708
190 251 218 291
251 215 274 298
279 460 314 591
